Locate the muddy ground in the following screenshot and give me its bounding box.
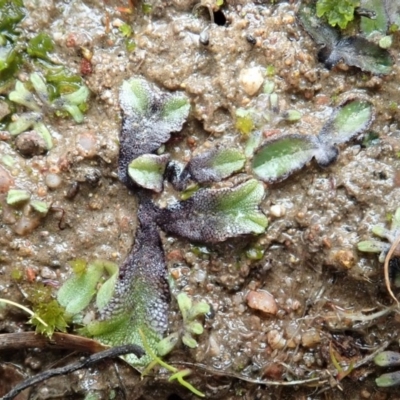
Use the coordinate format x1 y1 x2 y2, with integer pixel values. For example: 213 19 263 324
1 0 400 399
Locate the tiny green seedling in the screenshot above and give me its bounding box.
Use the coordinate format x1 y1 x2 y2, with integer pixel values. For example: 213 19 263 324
157 293 210 356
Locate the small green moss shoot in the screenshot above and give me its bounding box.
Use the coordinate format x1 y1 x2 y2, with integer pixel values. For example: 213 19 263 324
316 0 359 29
139 329 205 397
26 283 69 336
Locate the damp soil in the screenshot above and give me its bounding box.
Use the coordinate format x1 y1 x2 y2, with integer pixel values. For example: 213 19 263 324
1 0 400 399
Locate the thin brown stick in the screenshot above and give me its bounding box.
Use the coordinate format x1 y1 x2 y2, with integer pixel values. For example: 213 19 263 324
384 234 400 306
1 343 144 400
169 361 326 387
0 332 108 353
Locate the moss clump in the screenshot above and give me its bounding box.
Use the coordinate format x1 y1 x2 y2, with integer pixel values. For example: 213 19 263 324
26 283 69 337
316 0 359 29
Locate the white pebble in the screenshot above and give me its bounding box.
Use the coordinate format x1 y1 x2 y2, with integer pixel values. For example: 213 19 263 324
239 67 264 96
40 267 57 280
45 173 62 189
267 329 286 350
270 204 286 217
301 329 321 348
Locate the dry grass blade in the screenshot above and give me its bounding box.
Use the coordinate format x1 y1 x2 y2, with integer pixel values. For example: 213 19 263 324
384 234 400 307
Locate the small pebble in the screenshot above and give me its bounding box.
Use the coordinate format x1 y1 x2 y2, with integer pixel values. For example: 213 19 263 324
301 329 321 348
25 356 42 370
0 100 10 120
40 266 57 280
15 131 47 157
239 67 264 96
246 290 278 315
45 173 62 189
267 329 286 350
76 132 98 158
270 204 286 218
0 165 14 193
13 215 41 236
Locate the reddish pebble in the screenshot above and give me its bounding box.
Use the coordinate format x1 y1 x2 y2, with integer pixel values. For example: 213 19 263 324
0 165 14 193
246 290 278 315
80 58 92 75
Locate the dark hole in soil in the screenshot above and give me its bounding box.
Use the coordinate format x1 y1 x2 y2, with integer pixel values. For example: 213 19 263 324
167 394 185 400
213 10 226 26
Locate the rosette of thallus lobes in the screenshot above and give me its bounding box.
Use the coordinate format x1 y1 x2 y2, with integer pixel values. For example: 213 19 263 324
55 77 374 397
57 76 267 378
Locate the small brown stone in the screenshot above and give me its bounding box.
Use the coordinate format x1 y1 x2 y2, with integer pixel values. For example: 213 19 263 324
15 131 47 157
246 290 278 315
0 165 14 193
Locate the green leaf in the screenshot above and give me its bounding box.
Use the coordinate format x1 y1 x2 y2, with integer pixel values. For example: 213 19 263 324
316 0 359 29
157 179 268 243
319 99 374 145
371 225 391 239
177 292 192 321
186 321 204 335
322 36 393 74
33 121 53 149
252 134 320 183
157 332 180 356
30 72 50 104
119 23 132 37
374 351 400 367
283 110 302 122
120 78 150 117
60 104 84 123
182 332 198 348
0 0 25 36
9 80 40 111
30 199 50 215
6 189 30 205
298 2 341 46
160 95 190 125
360 0 388 35
93 260 119 310
187 148 246 183
84 204 170 368
245 130 262 157
128 154 169 192
376 371 400 387
187 301 210 320
57 261 104 315
8 112 41 135
379 35 392 49
118 77 190 185
95 260 119 310
60 85 90 105
391 208 400 231
357 240 389 253
27 32 54 60
44 65 83 97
